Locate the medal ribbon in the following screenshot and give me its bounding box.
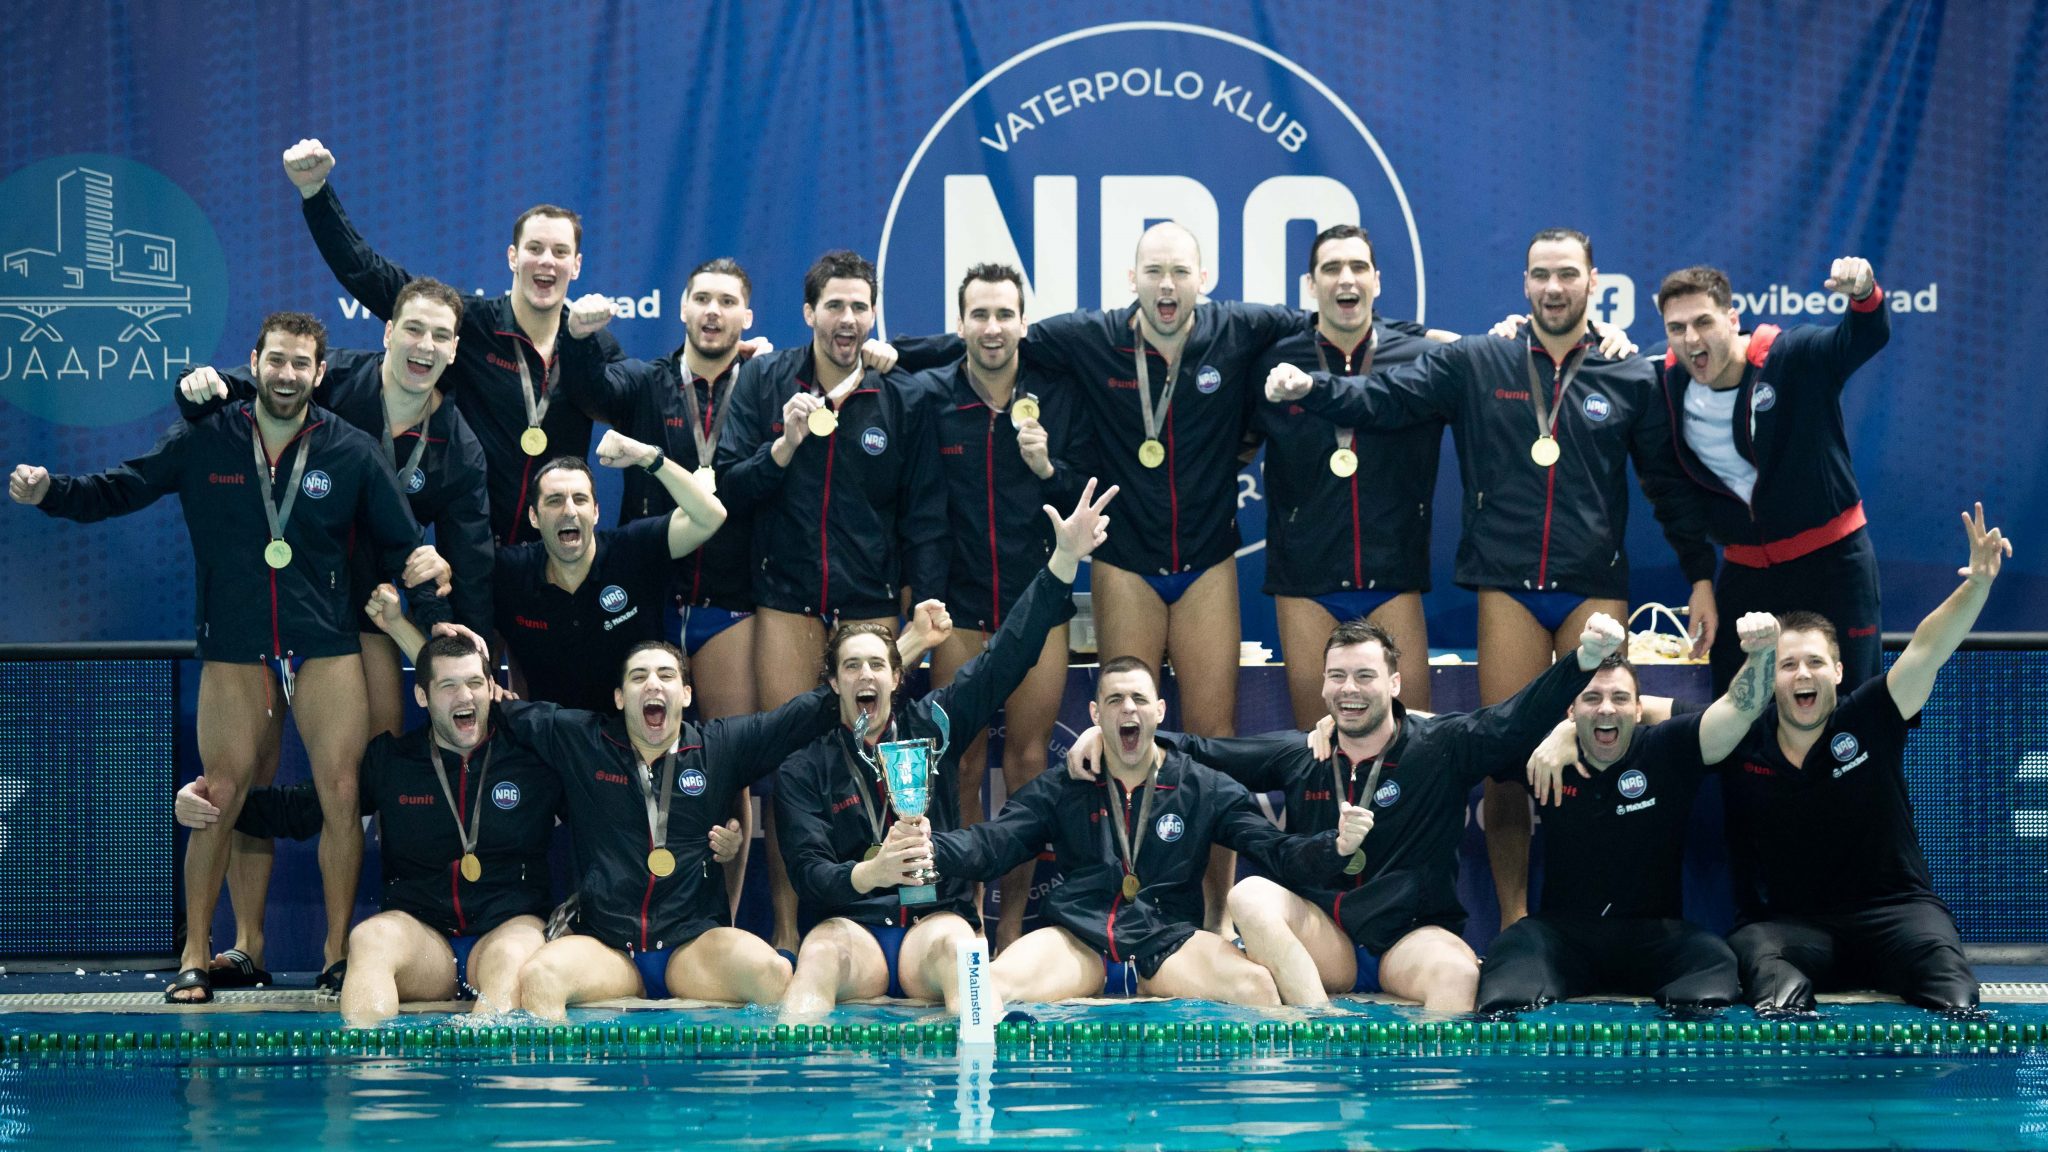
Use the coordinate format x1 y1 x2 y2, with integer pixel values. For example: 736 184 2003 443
514 350 558 435
1106 756 1162 889
1131 341 1181 446
635 749 679 854
249 421 313 552
839 721 896 849
1330 743 1387 876
427 739 493 862
674 356 737 466
1312 327 1378 454
1522 336 1587 448
380 393 432 485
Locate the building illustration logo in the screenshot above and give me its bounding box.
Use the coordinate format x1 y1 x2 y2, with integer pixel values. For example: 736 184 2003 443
0 155 227 427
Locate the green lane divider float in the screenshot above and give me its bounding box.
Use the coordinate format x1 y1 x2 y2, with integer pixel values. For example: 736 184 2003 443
3 1018 2038 1064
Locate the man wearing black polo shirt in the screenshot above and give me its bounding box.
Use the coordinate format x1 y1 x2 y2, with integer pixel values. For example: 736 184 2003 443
1720 505 2009 1015
174 634 564 1025
1475 614 1779 1013
493 436 724 712
284 139 623 545
1266 228 1717 931
1655 260 1890 693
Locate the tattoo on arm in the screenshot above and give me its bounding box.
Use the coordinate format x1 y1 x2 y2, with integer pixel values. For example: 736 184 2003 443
1729 659 1762 712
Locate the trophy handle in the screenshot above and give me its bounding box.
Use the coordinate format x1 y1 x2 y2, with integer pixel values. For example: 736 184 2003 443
930 703 952 762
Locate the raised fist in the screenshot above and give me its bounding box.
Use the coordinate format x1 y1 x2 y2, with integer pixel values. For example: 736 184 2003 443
8 464 51 506
1265 362 1313 403
1824 257 1875 301
282 139 335 198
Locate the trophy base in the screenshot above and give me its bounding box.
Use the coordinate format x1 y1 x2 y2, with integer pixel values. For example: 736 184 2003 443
898 883 938 906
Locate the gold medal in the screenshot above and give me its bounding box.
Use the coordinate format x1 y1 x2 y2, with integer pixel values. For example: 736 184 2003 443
1121 873 1140 900
1329 448 1359 478
520 426 548 456
863 844 881 862
1011 395 1040 423
647 848 676 877
263 540 293 569
693 465 716 494
1137 439 1166 469
1530 435 1560 468
807 406 838 436
460 853 482 882
1344 850 1367 876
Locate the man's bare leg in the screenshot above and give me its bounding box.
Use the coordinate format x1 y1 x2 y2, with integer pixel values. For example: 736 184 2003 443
899 911 979 1011
220 703 283 972
1376 925 1481 1011
338 910 457 1027
1163 562 1242 934
465 915 546 1015
516 935 645 1021
993 625 1068 948
180 662 275 1000
1227 876 1356 1005
753 607 830 953
781 918 891 1020
1139 930 1281 1006
691 613 759 922
1476 591 1624 930
929 629 993 930
293 654 370 969
359 631 406 739
1277 592 1432 731
669 926 794 1006
988 926 1106 1004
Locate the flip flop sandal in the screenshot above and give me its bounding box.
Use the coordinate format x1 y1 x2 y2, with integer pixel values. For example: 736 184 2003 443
316 958 348 997
208 948 272 989
165 967 214 1004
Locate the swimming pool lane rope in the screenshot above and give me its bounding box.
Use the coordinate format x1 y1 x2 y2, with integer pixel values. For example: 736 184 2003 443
3 1018 2042 1064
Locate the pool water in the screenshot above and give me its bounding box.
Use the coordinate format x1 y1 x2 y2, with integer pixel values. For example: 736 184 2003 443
9 1002 2047 1150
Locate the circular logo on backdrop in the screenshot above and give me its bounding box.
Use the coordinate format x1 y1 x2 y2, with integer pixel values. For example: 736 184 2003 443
1582 393 1612 422
0 154 229 427
300 470 331 499
491 781 521 810
876 22 1425 338
1154 813 1185 842
1372 779 1401 808
1752 382 1776 412
861 426 888 455
1831 733 1860 762
599 585 628 613
1195 365 1222 393
1617 769 1648 800
679 768 708 797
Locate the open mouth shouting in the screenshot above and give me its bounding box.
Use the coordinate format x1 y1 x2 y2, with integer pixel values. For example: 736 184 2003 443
853 687 881 723
450 703 480 742
640 696 669 732
530 272 560 299
1331 289 1364 319
1152 297 1180 329
1115 717 1143 759
1590 720 1621 750
403 353 436 381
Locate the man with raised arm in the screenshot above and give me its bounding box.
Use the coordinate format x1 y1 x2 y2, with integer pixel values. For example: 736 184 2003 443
491 431 724 714
1265 228 1717 932
10 312 451 1002
177 278 493 738
1719 505 2009 1015
174 633 571 1025
1655 259 1891 693
1066 613 1625 1009
1474 614 1780 1013
894 654 1370 1007
283 138 623 544
775 480 1111 1019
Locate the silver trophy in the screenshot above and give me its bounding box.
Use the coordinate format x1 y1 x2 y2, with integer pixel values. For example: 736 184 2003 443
856 705 951 905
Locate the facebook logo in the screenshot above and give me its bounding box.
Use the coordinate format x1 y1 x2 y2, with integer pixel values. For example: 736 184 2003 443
1593 273 1636 330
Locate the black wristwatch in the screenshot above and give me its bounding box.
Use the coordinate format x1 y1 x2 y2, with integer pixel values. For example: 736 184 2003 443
643 449 665 473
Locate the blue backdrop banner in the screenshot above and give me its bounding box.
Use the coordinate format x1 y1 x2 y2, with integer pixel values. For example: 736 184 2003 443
2 2 2043 648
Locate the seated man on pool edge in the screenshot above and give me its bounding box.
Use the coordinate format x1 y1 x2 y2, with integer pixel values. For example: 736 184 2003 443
886 656 1371 1006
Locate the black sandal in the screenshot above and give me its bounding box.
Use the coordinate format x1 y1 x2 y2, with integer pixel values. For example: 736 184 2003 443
316 958 348 996
165 967 214 1004
208 948 272 990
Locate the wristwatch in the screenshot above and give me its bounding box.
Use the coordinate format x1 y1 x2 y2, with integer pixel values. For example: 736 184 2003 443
643 448 665 473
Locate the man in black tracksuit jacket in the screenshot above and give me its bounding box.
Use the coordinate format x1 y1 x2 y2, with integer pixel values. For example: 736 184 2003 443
176 635 562 1024
715 344 946 625
286 141 624 545
13 312 451 1001
776 527 1089 1016
1653 260 1891 692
